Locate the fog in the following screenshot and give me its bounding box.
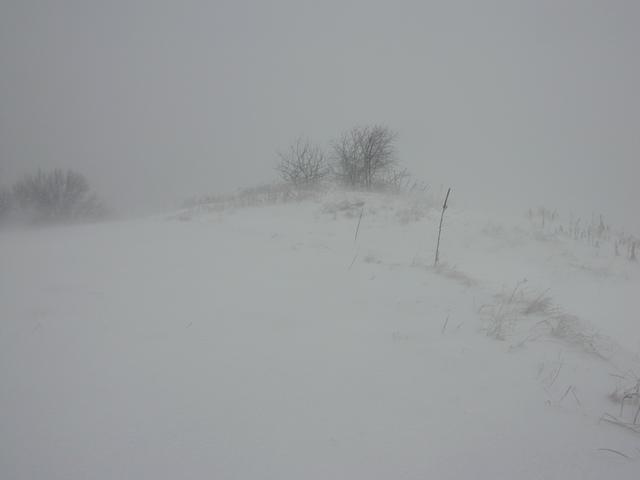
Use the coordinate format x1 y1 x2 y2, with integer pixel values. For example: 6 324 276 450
3 3 640 477
1 0 639 230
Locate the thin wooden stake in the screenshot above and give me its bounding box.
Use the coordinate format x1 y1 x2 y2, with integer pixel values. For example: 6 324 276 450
597 448 631 460
441 315 450 334
434 187 451 266
354 207 364 242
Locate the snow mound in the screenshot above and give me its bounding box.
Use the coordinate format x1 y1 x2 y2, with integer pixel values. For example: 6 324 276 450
1 189 639 479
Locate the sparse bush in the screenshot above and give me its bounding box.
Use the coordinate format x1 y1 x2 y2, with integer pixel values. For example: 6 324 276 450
522 289 556 316
332 125 398 188
320 198 365 217
479 281 616 360
480 280 527 340
375 167 412 192
11 169 106 223
526 207 640 263
181 182 319 215
276 137 328 186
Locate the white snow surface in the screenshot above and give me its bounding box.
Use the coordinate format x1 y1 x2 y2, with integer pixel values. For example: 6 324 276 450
2 189 639 479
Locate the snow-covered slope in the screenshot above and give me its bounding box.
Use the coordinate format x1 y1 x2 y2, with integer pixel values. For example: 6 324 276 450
1 190 639 479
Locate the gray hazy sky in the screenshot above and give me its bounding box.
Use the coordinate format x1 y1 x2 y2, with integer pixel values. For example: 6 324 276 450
1 0 638 230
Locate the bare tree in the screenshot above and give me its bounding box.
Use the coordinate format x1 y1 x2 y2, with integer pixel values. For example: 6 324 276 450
332 125 398 188
332 131 360 187
377 167 411 192
12 169 105 222
0 188 12 222
276 137 328 186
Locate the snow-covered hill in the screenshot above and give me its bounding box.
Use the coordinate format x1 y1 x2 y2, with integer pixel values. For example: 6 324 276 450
2 189 639 479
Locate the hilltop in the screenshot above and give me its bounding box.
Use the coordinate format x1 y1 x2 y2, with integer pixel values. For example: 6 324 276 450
1 187 639 479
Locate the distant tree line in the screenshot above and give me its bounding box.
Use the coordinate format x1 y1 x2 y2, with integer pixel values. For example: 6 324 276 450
0 168 107 225
275 125 411 191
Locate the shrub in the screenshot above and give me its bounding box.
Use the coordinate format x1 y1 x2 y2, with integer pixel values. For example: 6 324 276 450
276 137 329 186
332 125 397 188
11 169 106 223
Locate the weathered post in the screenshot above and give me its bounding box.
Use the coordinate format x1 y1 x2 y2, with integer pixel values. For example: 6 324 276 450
434 187 451 266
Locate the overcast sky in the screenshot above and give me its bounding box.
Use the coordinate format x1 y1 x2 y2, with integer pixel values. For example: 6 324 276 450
1 0 638 230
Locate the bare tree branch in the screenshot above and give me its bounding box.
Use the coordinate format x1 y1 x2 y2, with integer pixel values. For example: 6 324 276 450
276 137 328 186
